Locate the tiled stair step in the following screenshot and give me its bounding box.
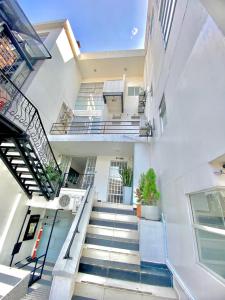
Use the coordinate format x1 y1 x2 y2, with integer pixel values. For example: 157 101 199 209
91 211 137 223
92 206 135 216
94 201 134 210
78 257 172 287
87 224 138 240
74 273 178 300
21 286 50 300
85 233 139 251
82 244 140 265
89 219 138 230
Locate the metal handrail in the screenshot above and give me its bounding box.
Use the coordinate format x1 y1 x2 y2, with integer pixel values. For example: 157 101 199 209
64 185 92 259
0 70 61 192
51 120 140 135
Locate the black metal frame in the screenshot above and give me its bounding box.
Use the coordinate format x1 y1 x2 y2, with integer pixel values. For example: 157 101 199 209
51 120 140 135
15 209 60 286
0 70 62 199
103 92 124 113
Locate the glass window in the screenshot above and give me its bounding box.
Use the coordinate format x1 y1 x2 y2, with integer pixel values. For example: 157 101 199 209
159 0 177 47
128 86 140 96
190 189 225 280
159 94 167 133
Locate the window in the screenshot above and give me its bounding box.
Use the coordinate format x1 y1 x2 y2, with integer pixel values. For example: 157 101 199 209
75 82 104 111
159 95 167 133
128 86 140 96
150 9 154 36
159 0 177 47
190 189 225 280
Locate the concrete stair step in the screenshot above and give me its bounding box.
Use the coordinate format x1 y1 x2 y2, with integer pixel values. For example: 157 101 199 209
21 286 50 300
85 233 139 251
79 257 172 287
74 273 178 300
82 244 140 265
91 211 137 223
94 201 134 211
92 206 135 216
87 224 138 240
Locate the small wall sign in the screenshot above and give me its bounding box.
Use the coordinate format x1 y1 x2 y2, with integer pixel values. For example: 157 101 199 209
23 215 40 241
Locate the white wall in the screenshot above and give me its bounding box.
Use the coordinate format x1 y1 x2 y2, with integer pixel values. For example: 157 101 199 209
144 1 225 299
0 161 45 266
94 155 133 202
23 27 82 133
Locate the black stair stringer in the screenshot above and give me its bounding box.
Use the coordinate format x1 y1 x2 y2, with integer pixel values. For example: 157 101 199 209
0 136 56 200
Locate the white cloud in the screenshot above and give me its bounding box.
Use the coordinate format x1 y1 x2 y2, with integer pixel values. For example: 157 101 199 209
131 27 139 39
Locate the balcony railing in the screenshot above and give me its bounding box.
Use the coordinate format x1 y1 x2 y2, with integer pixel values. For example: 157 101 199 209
50 120 140 135
0 70 61 195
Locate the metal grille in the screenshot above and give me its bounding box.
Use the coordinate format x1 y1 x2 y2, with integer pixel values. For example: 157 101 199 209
107 161 127 203
0 30 30 87
81 157 96 189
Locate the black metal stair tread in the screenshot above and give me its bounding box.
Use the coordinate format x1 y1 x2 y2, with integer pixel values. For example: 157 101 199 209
80 257 171 277
85 235 139 251
89 219 138 230
86 233 138 244
92 206 135 216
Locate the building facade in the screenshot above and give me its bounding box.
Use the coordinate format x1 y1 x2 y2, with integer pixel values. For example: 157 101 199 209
0 0 225 299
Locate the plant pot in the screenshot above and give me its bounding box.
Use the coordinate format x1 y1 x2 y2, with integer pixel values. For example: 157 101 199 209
141 205 160 221
136 203 141 218
123 186 132 205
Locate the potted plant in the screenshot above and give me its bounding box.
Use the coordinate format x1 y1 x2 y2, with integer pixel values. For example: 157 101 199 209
135 173 145 217
141 168 160 221
120 166 133 205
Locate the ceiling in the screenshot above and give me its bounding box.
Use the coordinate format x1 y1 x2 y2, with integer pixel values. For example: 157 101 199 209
78 50 145 79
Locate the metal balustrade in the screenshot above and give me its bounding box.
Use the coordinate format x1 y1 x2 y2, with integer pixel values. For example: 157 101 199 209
51 120 140 135
0 70 61 199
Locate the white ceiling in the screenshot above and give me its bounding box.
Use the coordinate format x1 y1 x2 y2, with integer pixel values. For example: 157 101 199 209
78 50 145 79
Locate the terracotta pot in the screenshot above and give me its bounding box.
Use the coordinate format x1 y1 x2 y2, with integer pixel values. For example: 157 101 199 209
136 203 141 218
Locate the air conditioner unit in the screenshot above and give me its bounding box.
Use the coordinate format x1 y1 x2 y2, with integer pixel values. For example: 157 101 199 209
59 194 71 208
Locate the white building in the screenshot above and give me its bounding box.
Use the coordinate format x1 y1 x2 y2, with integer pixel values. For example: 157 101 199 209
0 0 225 299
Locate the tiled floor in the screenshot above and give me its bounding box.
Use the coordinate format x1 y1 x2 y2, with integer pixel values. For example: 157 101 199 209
73 201 178 300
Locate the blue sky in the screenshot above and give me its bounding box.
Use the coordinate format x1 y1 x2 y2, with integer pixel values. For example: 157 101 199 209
18 0 148 52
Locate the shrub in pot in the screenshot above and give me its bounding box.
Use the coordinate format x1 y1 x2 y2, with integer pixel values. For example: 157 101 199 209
141 168 160 221
120 166 133 205
135 173 145 217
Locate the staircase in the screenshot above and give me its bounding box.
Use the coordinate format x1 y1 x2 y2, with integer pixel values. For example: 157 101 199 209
0 139 55 199
19 260 54 300
73 201 178 300
0 69 61 200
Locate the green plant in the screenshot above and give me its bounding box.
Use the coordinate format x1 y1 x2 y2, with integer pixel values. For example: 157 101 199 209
120 166 133 187
135 173 145 203
44 162 61 182
142 168 160 205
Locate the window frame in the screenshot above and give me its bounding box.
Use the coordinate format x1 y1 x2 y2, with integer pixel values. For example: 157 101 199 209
158 0 177 48
159 94 167 133
188 187 225 284
128 86 140 97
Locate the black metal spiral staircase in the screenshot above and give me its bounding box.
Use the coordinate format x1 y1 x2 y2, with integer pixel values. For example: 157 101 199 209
0 70 61 200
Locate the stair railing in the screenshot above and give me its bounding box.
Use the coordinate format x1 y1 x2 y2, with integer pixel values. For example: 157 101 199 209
0 69 61 195
64 184 92 259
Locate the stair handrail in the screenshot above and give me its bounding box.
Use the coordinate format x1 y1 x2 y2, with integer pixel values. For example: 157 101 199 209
64 184 92 259
0 70 61 191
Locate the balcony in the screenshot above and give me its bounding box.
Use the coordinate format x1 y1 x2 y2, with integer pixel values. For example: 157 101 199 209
51 120 141 135
0 0 51 87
